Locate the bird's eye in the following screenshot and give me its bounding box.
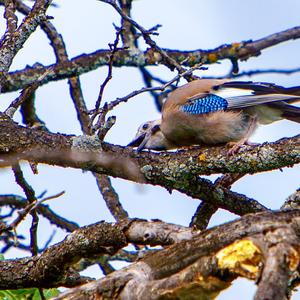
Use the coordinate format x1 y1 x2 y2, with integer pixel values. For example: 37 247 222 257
142 124 149 130
151 124 160 134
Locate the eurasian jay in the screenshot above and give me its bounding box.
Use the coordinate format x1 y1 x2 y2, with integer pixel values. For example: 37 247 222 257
129 79 300 151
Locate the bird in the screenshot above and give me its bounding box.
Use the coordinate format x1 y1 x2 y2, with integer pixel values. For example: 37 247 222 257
129 79 300 152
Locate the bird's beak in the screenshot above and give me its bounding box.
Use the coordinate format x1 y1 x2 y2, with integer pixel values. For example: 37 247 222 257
136 125 161 151
127 132 148 151
127 124 161 151
136 129 154 151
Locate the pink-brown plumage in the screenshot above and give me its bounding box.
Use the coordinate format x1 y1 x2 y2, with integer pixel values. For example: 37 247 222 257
161 79 252 146
161 110 253 145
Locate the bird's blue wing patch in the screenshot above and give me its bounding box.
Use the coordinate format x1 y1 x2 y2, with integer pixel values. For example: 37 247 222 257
180 94 228 115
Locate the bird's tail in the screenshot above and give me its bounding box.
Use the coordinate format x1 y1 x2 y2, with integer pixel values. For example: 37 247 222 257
284 85 300 96
219 81 300 101
281 104 300 123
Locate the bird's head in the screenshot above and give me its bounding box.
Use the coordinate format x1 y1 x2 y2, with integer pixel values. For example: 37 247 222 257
128 120 174 151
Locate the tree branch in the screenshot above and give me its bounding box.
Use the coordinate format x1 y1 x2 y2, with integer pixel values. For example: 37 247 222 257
0 194 79 232
0 218 196 289
54 210 300 299
0 114 298 215
0 0 52 73
2 26 300 93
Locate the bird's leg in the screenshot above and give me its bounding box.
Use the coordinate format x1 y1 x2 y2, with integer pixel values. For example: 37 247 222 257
227 115 258 155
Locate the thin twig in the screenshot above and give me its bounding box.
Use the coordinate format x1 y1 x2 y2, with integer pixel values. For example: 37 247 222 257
117 0 138 49
12 164 36 201
30 211 39 255
99 0 197 81
230 66 300 78
96 62 204 119
39 191 65 202
189 202 218 230
12 163 39 256
1 232 31 254
95 174 129 221
91 29 123 132
41 230 56 250
5 68 52 118
139 67 177 112
214 173 245 188
0 194 79 232
1 191 65 234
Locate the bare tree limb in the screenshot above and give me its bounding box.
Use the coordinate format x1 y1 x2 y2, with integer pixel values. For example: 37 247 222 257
190 202 218 230
190 174 245 229
281 189 300 210
54 211 300 299
2 26 300 93
95 174 129 221
0 218 196 289
230 66 300 78
2 0 17 36
0 114 298 215
0 0 52 73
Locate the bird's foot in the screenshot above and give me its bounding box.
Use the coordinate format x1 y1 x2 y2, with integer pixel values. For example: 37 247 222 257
227 140 259 156
183 145 198 150
226 141 245 155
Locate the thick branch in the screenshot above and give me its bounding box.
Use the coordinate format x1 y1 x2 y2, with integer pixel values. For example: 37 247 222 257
0 114 298 177
254 243 292 300
0 114 298 214
0 219 196 289
55 210 300 299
